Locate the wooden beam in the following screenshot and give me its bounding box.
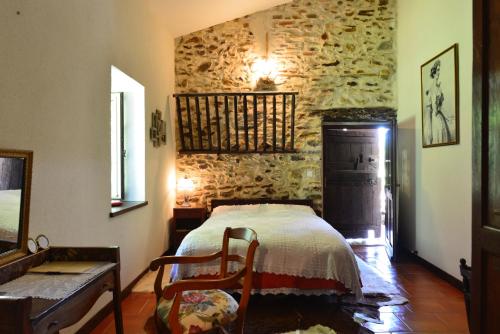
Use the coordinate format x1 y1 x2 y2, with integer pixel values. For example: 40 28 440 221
174 91 299 97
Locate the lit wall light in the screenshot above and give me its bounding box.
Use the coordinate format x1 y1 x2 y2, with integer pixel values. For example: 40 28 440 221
252 32 278 91
177 176 194 207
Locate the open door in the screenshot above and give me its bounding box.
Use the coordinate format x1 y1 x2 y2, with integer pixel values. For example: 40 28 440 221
322 120 398 257
323 125 381 238
384 119 398 260
471 1 500 332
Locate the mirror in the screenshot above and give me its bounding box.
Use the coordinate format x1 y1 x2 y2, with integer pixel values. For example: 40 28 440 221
0 149 32 265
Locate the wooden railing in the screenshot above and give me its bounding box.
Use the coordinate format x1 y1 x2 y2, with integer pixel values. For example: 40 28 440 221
174 92 298 154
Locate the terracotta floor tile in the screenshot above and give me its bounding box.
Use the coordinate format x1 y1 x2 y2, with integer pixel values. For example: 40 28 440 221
438 299 467 313
122 293 152 316
140 295 157 316
91 316 112 334
436 312 470 332
405 299 449 313
396 312 449 332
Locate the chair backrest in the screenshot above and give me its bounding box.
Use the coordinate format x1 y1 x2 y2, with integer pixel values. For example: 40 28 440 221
220 227 259 329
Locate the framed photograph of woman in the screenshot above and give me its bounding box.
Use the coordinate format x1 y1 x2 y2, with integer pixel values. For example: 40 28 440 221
420 44 459 148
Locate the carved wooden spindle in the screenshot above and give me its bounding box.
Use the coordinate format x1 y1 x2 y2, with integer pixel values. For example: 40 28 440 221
185 96 194 150
214 95 222 151
243 95 249 151
176 96 186 151
234 95 239 151
195 96 203 150
205 96 212 151
272 95 277 151
291 94 296 151
263 96 267 152
282 94 287 151
253 95 258 151
224 96 230 151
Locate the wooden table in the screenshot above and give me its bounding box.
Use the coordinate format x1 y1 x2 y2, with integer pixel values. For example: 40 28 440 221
0 247 123 333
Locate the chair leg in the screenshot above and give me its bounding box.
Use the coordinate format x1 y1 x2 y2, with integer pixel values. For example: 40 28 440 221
217 326 230 334
155 313 170 333
234 318 244 334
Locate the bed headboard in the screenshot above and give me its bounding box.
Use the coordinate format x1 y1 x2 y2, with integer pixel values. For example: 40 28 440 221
210 198 314 210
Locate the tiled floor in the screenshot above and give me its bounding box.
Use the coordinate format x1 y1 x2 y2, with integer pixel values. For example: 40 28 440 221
91 246 469 334
354 246 469 334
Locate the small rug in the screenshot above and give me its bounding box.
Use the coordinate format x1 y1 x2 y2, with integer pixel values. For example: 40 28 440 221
338 256 408 327
352 256 408 307
281 324 337 334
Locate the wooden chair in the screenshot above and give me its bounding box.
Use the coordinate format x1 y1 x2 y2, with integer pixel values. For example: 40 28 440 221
149 227 259 334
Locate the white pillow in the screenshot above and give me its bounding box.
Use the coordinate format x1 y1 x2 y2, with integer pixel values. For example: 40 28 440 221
210 204 261 217
260 203 316 214
210 203 315 217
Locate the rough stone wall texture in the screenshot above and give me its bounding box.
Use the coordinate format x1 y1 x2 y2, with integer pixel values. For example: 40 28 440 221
175 0 396 210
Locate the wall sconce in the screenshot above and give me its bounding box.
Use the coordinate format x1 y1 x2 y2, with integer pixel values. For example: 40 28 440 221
177 176 194 207
252 32 278 91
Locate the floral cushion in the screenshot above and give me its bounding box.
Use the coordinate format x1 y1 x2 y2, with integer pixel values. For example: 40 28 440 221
157 289 238 334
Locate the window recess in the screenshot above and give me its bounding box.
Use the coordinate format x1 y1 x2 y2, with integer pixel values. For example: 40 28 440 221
174 92 298 154
111 92 125 200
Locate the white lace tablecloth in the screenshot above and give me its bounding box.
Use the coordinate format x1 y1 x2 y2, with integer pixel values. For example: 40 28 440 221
0 262 115 300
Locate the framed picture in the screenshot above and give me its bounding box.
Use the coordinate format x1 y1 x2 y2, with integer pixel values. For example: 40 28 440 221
420 44 459 148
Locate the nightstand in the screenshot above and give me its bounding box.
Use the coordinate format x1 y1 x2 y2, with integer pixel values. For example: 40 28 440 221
171 207 207 252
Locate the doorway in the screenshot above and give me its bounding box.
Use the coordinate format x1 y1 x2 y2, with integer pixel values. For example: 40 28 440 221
322 121 398 259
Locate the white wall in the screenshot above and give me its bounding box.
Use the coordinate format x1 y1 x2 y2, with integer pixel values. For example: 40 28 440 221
397 0 472 279
0 0 176 331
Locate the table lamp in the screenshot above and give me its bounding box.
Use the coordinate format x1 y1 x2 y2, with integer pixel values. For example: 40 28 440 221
178 176 194 207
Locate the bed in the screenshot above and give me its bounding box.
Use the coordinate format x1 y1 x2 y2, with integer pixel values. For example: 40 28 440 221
171 199 362 299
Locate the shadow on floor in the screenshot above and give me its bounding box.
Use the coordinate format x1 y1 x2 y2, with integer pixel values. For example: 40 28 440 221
143 294 371 334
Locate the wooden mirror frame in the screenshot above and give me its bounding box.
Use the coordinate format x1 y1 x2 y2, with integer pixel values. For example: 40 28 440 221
0 149 33 265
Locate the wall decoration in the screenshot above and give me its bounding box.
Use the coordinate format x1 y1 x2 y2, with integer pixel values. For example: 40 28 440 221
420 44 459 148
150 109 166 147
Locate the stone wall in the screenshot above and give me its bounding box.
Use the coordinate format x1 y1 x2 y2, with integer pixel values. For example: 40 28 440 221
175 0 396 210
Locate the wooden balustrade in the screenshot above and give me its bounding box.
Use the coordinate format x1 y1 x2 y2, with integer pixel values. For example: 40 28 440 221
174 92 298 154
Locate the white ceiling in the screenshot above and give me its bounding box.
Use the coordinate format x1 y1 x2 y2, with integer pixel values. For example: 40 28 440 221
159 0 292 37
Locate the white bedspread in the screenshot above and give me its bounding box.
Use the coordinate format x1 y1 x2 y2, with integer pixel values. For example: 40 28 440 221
172 204 362 299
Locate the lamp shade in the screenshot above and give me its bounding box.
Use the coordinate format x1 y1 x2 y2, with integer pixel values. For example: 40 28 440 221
178 177 194 192
252 58 278 81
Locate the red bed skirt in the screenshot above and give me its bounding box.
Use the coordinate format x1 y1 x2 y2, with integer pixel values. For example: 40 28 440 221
190 272 350 293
